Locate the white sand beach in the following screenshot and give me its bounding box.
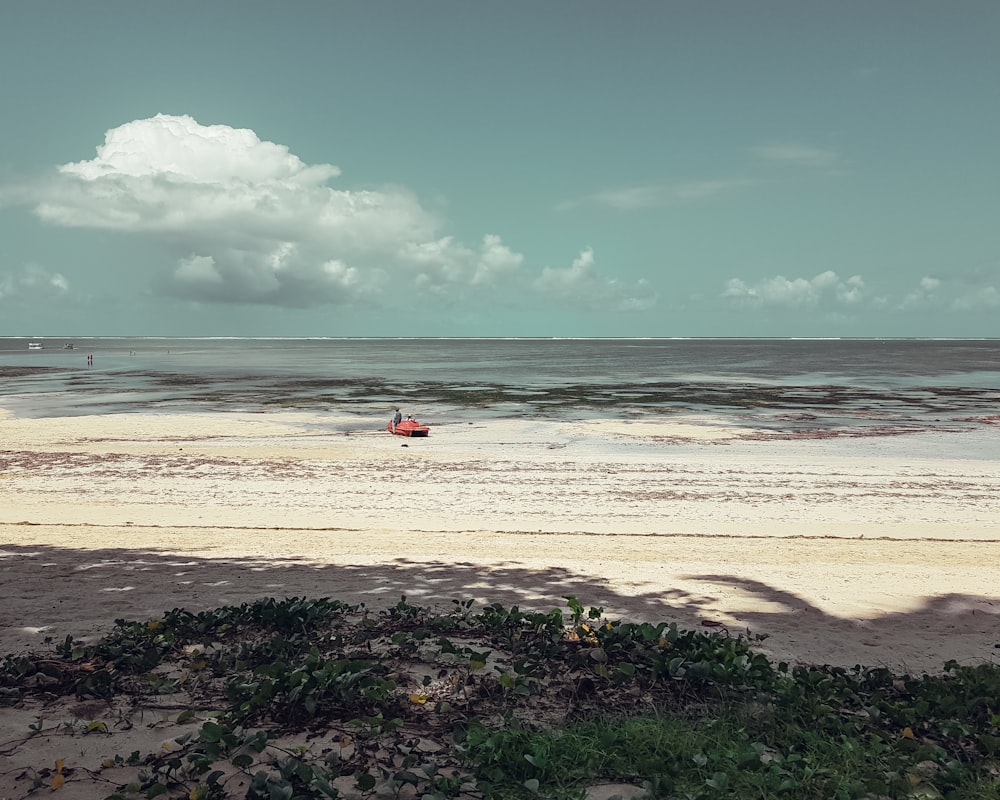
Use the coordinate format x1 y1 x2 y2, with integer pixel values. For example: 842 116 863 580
2 408 998 673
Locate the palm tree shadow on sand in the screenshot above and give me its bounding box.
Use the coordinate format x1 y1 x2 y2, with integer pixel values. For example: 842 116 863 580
1 545 997 675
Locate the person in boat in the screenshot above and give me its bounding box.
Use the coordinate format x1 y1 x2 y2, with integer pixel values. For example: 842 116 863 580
391 408 402 433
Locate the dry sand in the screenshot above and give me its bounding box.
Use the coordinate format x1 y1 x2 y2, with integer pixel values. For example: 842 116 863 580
1 408 999 798
2 408 998 672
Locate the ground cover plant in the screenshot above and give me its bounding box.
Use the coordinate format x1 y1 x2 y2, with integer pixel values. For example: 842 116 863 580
1 596 998 799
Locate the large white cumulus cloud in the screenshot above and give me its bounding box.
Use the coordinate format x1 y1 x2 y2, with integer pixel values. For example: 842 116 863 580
27 114 652 312
58 115 340 185
34 114 435 306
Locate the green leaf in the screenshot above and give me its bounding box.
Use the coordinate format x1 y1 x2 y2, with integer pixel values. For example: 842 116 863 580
199 721 223 743
313 776 339 797
393 770 419 786
268 782 293 800
705 772 729 790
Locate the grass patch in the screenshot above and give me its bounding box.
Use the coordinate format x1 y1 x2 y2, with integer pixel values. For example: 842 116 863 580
466 710 1000 800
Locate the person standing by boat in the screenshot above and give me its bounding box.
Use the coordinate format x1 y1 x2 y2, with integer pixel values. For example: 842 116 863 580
391 408 402 433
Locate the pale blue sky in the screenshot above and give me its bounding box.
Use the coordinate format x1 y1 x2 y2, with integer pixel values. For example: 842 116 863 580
1 1 997 337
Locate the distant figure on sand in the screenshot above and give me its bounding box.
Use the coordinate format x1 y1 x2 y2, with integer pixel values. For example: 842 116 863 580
391 408 402 433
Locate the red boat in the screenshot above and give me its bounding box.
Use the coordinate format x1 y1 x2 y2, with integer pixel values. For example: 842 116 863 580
387 419 430 437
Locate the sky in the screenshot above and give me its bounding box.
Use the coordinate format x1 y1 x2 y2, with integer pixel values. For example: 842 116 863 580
0 1 997 338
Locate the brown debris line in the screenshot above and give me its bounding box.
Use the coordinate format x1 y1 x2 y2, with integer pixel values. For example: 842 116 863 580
3 442 997 531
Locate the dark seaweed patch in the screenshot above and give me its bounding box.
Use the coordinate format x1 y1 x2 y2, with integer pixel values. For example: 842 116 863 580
7 364 999 433
0 366 66 378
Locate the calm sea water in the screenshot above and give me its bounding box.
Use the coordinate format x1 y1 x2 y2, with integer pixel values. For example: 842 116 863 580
1 338 999 434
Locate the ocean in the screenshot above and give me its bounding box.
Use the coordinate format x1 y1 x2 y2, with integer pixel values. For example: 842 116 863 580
1 338 999 437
